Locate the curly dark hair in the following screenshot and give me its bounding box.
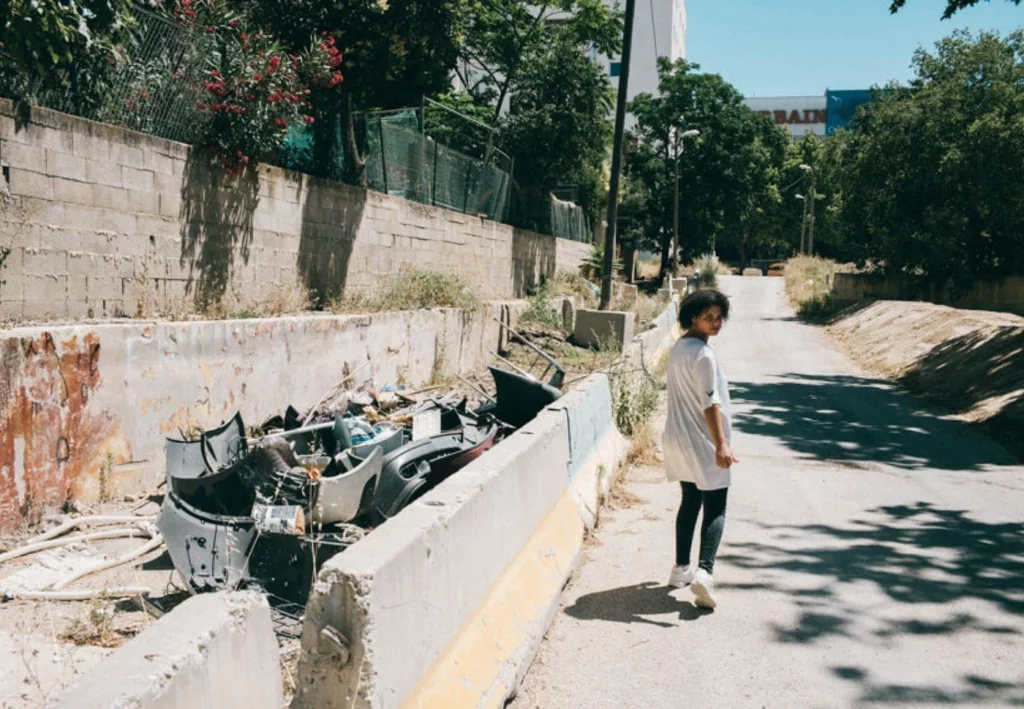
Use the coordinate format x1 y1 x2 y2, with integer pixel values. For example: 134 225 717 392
678 288 731 329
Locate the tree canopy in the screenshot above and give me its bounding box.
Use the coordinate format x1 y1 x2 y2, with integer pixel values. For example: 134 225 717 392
889 0 1021 19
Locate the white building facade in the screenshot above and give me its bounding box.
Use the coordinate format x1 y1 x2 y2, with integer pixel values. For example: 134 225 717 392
601 0 687 113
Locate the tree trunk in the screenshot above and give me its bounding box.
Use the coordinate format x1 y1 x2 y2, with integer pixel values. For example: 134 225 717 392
739 230 749 270
340 92 366 187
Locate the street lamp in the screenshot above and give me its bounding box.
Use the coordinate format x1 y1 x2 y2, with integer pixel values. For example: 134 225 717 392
670 128 700 275
798 164 817 254
795 193 808 254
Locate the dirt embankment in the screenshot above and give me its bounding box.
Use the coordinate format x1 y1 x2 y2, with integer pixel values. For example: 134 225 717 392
829 300 1024 460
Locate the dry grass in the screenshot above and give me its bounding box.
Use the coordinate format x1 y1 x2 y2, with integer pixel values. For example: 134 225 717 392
785 255 857 319
548 270 599 309
626 423 661 467
60 603 134 649
332 267 481 314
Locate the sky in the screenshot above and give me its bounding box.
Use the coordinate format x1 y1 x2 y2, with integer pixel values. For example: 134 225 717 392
685 0 1022 97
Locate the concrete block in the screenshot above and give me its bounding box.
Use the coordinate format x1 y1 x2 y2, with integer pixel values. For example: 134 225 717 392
23 248 66 276
118 145 145 169
15 124 74 153
84 158 123 188
153 170 182 194
45 149 87 182
122 165 154 192
128 189 160 215
743 267 762 277
17 197 66 227
671 277 688 293
572 309 636 352
144 149 177 175
48 592 282 709
72 131 114 163
614 282 639 304
91 184 128 211
159 192 182 218
2 140 47 170
8 168 53 199
53 176 93 206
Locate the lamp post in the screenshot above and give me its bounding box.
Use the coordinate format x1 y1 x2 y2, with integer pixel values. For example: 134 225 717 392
799 163 816 254
670 128 700 275
795 193 807 254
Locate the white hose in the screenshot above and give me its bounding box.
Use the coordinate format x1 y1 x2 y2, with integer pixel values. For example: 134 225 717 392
52 534 165 591
0 528 151 565
25 515 157 544
5 586 152 601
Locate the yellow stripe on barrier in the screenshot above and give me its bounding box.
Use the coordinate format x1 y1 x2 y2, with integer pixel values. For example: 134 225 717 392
402 492 585 709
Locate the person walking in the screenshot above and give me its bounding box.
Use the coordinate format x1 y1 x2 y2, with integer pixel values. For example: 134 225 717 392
662 288 738 609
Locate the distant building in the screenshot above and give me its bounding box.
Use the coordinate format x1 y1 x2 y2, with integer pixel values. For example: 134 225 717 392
600 0 687 116
744 96 828 137
744 90 873 138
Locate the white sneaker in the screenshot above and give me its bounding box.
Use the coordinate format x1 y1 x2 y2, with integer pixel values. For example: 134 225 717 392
691 569 717 609
668 564 695 588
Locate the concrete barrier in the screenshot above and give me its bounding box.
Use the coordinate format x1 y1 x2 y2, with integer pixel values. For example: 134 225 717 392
0 303 524 531
291 300 678 709
572 309 636 352
292 403 573 709
49 591 281 709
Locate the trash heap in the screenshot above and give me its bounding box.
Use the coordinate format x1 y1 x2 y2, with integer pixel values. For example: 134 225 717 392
158 364 564 605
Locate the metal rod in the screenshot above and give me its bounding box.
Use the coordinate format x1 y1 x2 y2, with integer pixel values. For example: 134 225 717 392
492 318 563 370
490 351 534 379
454 374 497 404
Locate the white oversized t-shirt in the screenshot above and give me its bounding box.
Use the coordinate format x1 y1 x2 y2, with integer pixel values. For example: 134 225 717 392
662 337 732 490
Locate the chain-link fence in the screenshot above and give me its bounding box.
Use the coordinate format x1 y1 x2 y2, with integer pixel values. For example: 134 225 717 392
0 5 210 145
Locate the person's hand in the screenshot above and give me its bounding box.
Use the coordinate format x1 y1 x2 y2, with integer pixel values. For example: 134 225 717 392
715 443 739 469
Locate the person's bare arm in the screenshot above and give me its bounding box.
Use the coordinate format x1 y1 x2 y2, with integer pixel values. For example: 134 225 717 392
704 405 739 469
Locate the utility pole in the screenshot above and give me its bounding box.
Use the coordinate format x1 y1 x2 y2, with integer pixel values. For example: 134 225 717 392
599 0 636 311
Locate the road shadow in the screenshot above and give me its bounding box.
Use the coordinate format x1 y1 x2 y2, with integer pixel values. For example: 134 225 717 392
179 152 259 310
563 582 713 627
720 501 1024 645
900 326 1024 461
829 665 1024 706
731 373 1019 471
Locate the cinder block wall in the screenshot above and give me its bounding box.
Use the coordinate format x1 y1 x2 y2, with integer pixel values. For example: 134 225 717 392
0 100 591 322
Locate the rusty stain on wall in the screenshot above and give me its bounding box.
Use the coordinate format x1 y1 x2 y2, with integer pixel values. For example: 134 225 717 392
0 333 130 530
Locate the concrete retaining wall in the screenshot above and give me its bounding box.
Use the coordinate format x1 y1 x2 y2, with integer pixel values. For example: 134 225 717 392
290 300 679 709
49 591 281 709
833 272 1024 316
0 100 591 322
0 303 523 530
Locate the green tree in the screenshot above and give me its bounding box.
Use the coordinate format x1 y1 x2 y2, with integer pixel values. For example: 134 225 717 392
889 0 1020 19
250 0 465 183
501 38 614 225
835 30 1024 283
0 0 132 75
628 59 789 275
457 0 621 124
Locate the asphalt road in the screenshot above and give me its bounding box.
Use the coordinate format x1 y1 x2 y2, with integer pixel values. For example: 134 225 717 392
512 276 1024 709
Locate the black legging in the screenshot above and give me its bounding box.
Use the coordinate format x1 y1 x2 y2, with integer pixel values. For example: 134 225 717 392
675 482 728 573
